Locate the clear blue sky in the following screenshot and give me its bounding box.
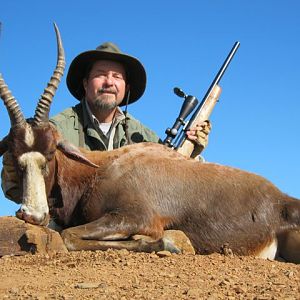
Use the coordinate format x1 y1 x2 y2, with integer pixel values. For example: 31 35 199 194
1 0 300 216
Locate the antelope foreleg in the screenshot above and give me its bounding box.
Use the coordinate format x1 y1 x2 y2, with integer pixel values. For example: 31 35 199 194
61 212 163 252
61 223 195 254
61 227 165 253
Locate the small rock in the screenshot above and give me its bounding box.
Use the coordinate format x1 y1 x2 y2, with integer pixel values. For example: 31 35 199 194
156 250 172 257
9 287 19 294
233 286 246 294
284 270 294 278
186 288 201 298
74 282 101 289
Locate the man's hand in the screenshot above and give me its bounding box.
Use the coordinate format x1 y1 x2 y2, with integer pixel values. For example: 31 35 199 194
186 120 211 151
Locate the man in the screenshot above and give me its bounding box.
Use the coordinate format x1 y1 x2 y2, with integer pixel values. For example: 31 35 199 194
1 42 211 203
51 42 210 151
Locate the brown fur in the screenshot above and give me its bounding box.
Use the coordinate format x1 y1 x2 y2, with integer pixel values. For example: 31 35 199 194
3 123 300 257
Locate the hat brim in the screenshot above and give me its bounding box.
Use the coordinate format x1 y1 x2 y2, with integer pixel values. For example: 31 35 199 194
66 50 146 106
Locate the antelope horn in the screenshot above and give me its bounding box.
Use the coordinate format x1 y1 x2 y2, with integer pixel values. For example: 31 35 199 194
33 23 65 126
0 74 26 127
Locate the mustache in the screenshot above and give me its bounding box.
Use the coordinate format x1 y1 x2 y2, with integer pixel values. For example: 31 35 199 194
98 88 117 95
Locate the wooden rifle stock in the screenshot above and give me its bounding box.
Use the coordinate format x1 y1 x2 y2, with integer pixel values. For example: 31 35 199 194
177 85 222 158
171 41 240 158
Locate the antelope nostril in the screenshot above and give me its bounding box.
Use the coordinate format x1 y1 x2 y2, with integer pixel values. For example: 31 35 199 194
20 206 27 213
18 205 30 215
15 208 25 220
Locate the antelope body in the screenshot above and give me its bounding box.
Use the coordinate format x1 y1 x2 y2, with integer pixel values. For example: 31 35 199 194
1 24 300 261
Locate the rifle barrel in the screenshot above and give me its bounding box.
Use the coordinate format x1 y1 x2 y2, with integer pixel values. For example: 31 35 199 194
184 41 240 132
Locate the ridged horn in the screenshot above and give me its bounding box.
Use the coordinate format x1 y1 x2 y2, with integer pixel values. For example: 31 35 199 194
0 73 26 127
33 23 65 126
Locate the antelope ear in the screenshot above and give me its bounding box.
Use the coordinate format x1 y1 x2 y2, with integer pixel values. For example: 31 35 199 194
0 136 9 157
57 139 99 168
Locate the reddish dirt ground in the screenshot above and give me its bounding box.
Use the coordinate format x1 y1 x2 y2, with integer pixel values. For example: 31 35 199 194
0 249 299 300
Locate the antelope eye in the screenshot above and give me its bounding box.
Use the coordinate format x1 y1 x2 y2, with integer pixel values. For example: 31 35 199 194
18 160 26 172
18 164 25 172
41 164 49 175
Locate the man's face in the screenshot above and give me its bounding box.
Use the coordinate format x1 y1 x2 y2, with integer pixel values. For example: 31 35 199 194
83 60 127 111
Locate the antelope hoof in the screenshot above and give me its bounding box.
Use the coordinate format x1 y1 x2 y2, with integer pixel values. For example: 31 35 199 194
162 230 196 255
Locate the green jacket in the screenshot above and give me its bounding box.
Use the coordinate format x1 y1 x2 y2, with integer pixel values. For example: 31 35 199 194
50 102 160 150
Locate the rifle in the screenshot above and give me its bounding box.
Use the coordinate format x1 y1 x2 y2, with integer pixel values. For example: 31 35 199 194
163 41 240 158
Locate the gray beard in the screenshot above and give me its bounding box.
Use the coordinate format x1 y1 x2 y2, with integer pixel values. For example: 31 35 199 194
93 98 118 111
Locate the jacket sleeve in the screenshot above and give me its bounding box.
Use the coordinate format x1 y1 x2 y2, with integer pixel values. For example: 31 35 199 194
1 151 22 204
50 106 81 147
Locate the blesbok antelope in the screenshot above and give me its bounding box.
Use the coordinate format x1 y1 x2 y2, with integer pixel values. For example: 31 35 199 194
1 24 300 261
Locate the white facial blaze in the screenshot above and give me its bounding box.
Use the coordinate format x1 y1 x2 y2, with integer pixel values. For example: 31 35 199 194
18 152 49 221
24 125 35 147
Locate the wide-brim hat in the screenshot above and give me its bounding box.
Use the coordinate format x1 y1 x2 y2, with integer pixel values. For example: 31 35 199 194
66 42 146 106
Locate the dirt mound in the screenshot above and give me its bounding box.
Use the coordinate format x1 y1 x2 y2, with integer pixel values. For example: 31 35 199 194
0 249 299 299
